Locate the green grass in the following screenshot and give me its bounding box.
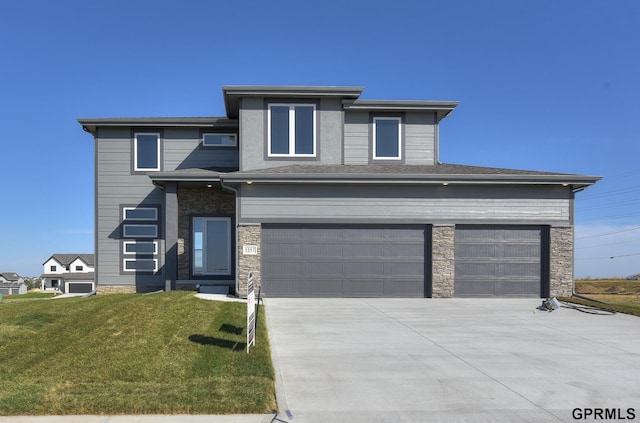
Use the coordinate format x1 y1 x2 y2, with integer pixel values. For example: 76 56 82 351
0 291 276 415
2 292 56 301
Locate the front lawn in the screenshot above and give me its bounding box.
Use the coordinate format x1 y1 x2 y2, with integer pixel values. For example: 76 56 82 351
0 291 275 415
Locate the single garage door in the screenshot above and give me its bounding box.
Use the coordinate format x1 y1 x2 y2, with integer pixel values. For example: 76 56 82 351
262 224 429 297
455 226 546 297
68 282 94 294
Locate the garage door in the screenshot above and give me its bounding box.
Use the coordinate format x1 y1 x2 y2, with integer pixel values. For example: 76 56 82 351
68 282 94 294
262 225 429 297
455 226 546 297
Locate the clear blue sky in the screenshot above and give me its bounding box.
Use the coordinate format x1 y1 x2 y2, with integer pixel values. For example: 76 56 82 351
1 0 638 278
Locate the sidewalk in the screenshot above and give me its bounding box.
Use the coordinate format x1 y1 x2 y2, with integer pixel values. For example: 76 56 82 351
0 414 277 423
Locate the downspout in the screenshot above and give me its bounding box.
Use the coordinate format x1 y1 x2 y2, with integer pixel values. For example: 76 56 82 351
219 176 240 297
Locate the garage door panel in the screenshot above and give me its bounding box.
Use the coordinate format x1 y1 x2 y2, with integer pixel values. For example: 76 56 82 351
344 261 384 276
307 261 344 276
383 280 425 296
344 280 384 296
385 261 423 276
263 243 302 258
300 279 344 296
263 261 304 277
305 243 345 257
263 225 428 297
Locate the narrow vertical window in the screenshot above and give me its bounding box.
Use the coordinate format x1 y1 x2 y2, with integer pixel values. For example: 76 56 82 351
134 133 160 171
373 117 402 160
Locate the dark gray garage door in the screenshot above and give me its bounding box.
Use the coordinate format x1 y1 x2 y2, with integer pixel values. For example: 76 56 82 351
455 226 545 297
68 282 94 294
262 225 428 297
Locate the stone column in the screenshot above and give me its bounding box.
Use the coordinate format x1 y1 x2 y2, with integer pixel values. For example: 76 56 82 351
549 226 574 297
237 224 261 297
432 224 455 298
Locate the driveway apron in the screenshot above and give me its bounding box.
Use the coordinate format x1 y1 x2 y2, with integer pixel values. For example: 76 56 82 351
265 298 640 423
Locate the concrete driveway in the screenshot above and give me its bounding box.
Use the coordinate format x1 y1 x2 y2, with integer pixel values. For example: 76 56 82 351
265 298 640 422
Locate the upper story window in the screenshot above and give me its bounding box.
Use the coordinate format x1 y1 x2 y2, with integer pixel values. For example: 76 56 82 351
76 265 83 271
50 265 57 272
268 104 316 157
134 133 161 171
373 117 402 160
203 133 237 147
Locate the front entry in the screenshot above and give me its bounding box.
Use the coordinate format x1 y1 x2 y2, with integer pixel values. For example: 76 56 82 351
192 217 233 277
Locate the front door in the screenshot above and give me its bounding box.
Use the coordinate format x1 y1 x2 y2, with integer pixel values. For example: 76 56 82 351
193 217 232 276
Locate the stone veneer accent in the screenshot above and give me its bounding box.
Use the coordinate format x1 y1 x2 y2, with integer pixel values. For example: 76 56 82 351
96 285 136 294
431 225 455 298
176 187 235 281
549 226 574 297
237 224 261 297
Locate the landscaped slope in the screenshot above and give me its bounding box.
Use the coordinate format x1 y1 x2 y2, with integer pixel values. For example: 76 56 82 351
0 291 275 415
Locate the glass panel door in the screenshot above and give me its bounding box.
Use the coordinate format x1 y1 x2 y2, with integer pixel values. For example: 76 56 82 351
193 217 231 276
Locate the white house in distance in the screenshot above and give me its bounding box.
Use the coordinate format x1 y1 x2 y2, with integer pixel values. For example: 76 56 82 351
40 254 95 294
0 272 27 295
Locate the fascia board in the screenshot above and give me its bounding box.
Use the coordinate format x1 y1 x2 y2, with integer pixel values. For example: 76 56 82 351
220 172 601 186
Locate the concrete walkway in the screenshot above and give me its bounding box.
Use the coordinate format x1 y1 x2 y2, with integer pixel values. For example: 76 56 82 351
265 298 640 422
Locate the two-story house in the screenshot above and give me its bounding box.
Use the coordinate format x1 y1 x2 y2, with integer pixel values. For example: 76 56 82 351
40 254 95 293
78 85 599 298
0 272 27 295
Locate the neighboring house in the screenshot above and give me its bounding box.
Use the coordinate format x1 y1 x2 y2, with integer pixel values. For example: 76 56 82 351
40 254 95 294
0 272 27 295
78 85 600 298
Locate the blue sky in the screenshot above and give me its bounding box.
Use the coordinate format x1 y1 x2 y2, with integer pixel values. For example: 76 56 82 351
1 0 638 278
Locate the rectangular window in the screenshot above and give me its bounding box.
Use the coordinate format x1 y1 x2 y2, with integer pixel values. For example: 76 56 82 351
193 217 232 276
373 117 402 160
75 266 83 271
123 240 158 255
124 258 158 272
268 104 315 157
134 133 160 171
123 207 158 221
50 265 56 272
203 133 237 147
123 224 158 238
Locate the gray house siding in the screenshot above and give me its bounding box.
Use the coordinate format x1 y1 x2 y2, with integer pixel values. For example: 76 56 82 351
344 110 437 165
239 97 343 171
238 184 573 225
95 128 165 289
95 127 239 291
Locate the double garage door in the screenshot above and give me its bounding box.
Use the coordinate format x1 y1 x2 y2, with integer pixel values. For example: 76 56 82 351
262 225 428 297
262 224 546 298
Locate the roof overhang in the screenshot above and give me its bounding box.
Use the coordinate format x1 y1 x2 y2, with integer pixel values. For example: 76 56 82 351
219 165 601 192
344 100 459 121
77 117 237 135
223 85 364 119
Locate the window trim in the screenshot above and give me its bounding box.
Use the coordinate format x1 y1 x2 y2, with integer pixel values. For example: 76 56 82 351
202 133 237 148
123 224 158 238
123 207 158 221
372 117 402 160
133 132 161 172
267 103 317 158
75 266 83 271
123 258 158 273
123 240 158 255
